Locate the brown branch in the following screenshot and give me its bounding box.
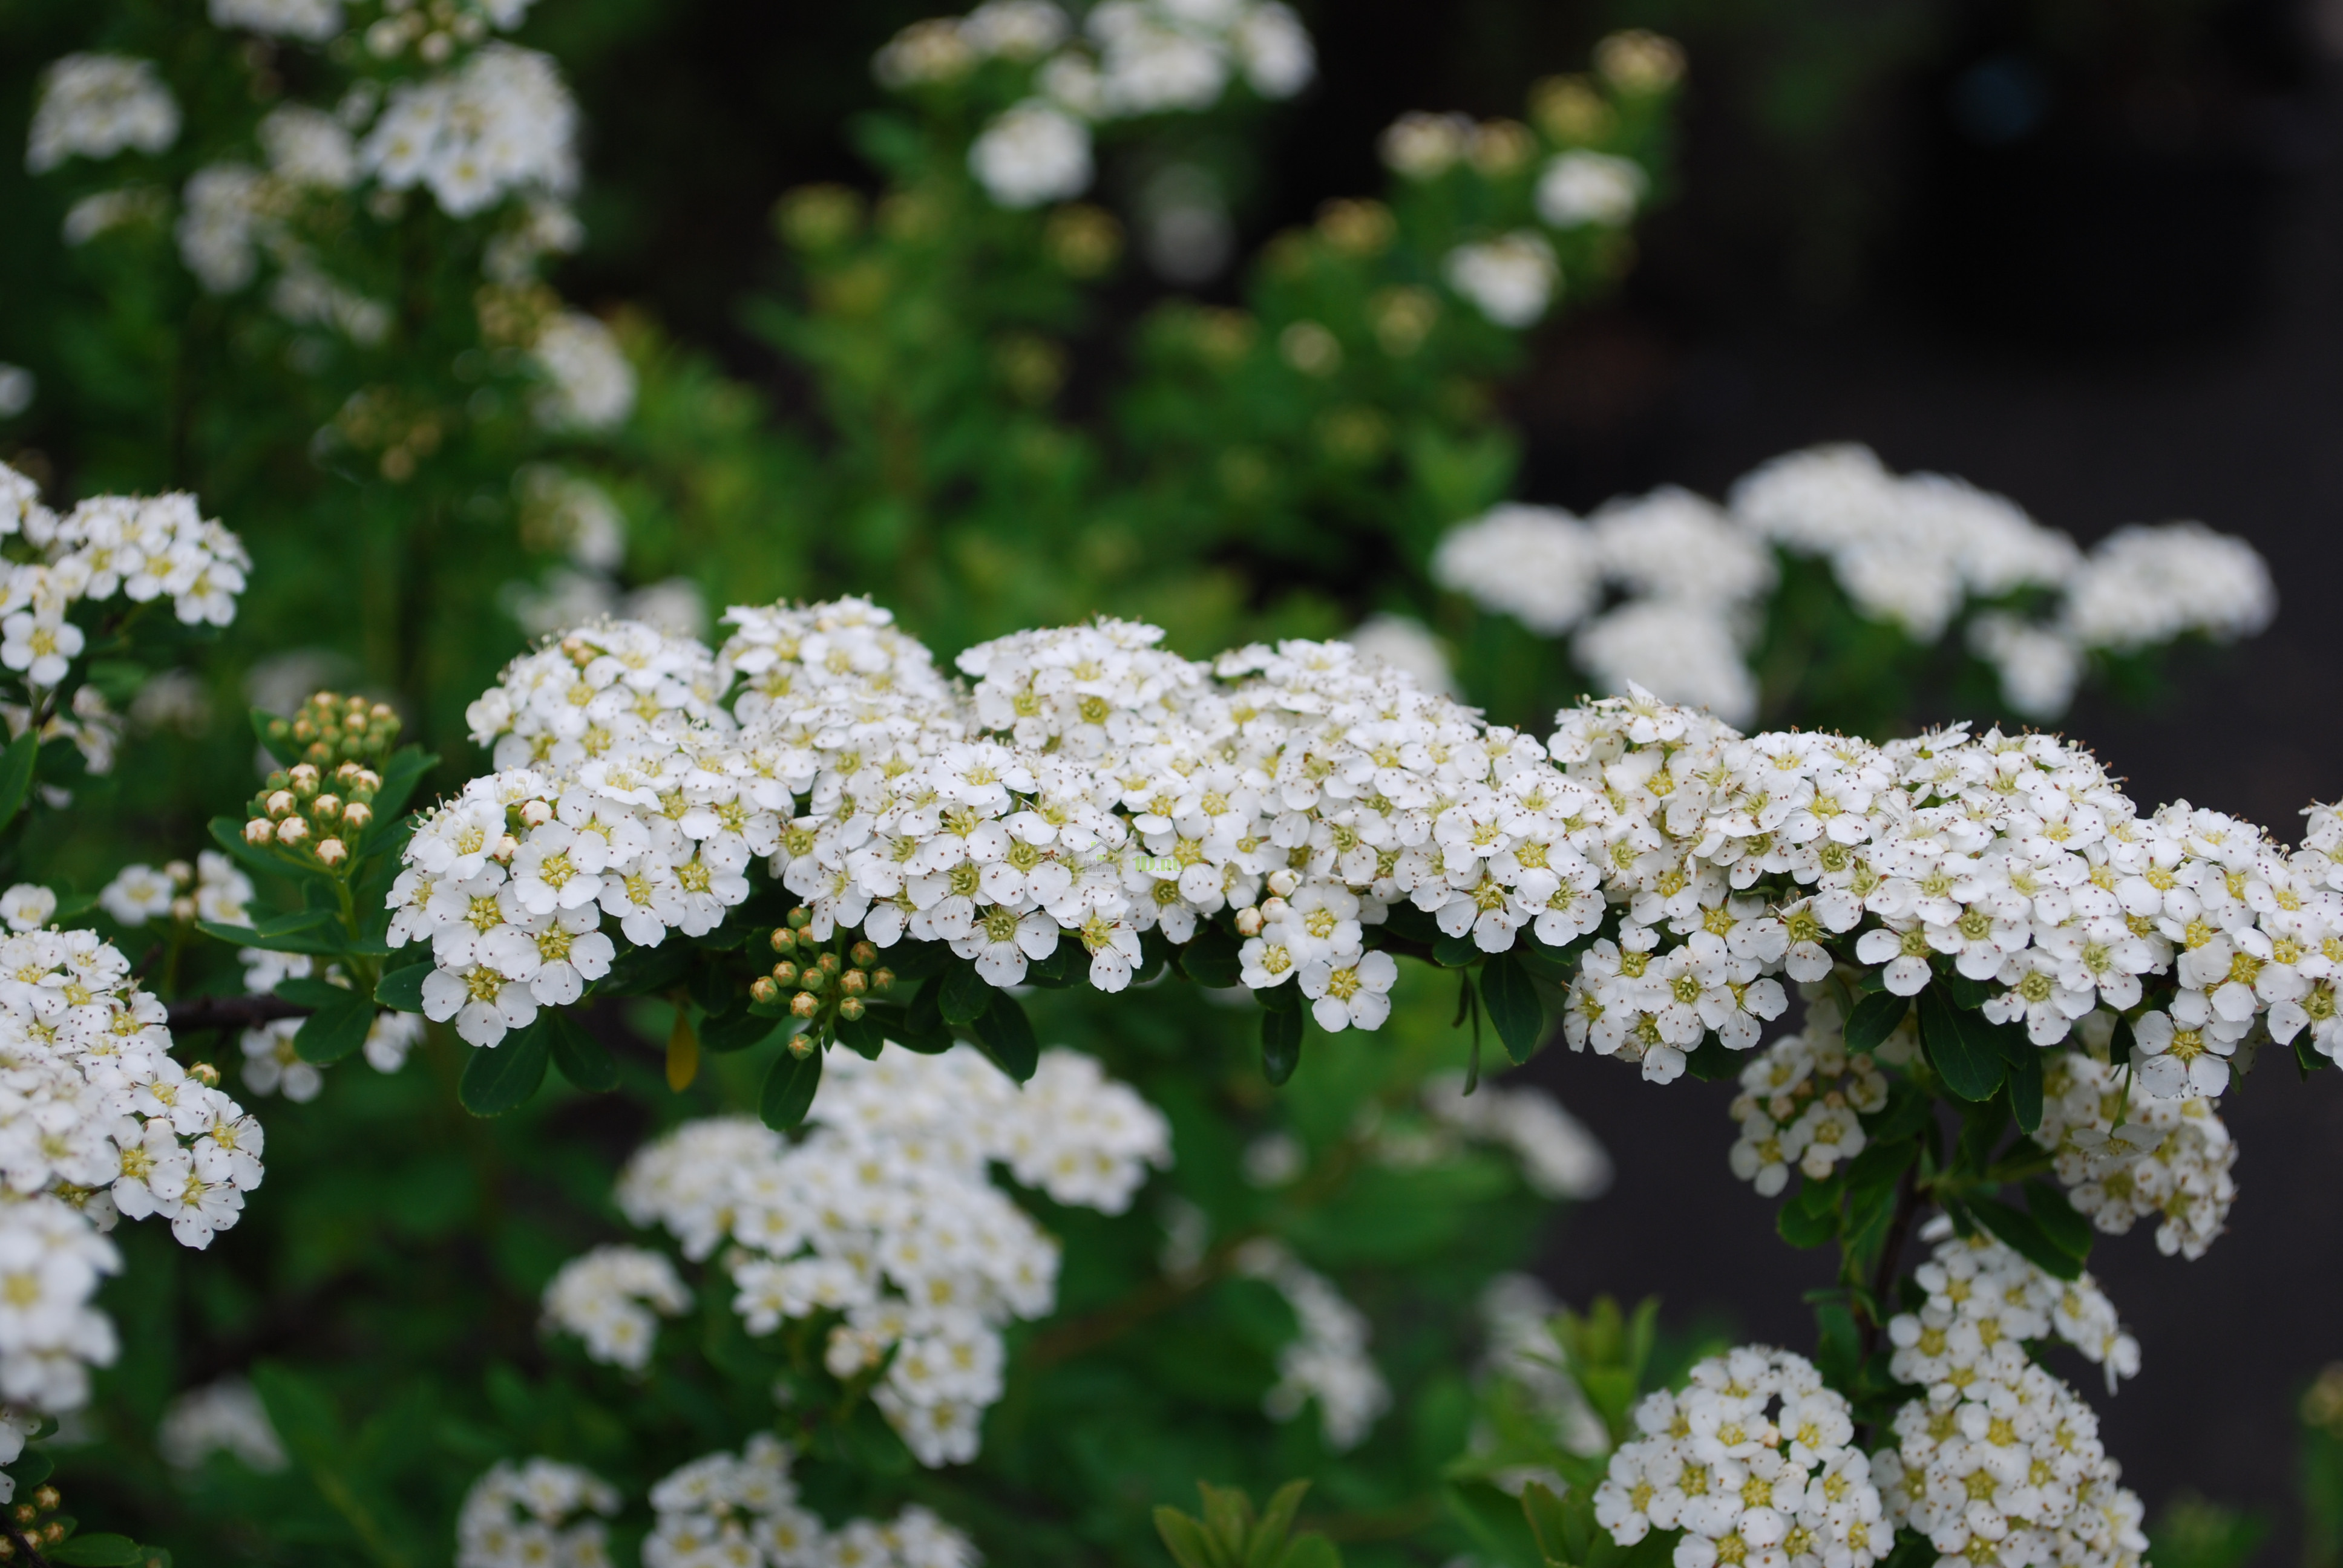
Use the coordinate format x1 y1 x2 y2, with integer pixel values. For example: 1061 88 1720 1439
1 1517 53 1567
165 995 315 1033
1856 1163 1925 1365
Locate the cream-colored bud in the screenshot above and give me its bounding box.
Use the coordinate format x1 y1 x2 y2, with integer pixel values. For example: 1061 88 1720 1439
1235 906 1265 937
170 896 197 923
750 976 781 1005
245 817 277 846
289 763 321 797
312 794 343 822
1260 895 1289 921
1267 868 1300 898
789 991 820 1018
519 799 552 828
490 834 519 863
189 1062 221 1088
275 816 310 846
342 801 373 832
266 791 297 820
316 838 349 867
164 860 192 887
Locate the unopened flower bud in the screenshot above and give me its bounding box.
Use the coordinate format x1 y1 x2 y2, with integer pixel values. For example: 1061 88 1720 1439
787 1031 817 1059
840 968 868 995
849 941 877 968
29 1488 55 1512
771 961 799 985
870 967 894 993
750 976 781 1005
312 794 343 821
838 995 865 1022
342 801 373 832
799 967 828 993
316 837 349 867
817 951 841 976
787 907 811 930
244 817 276 846
519 799 552 828
353 768 382 794
1260 895 1289 921
289 763 321 797
770 927 797 953
39 1522 61 1546
490 834 518 863
1236 906 1265 936
169 896 196 923
266 790 297 820
789 990 819 1018
275 816 310 846
164 860 192 887
11 1504 31 1527
1268 868 1300 898
189 1062 220 1088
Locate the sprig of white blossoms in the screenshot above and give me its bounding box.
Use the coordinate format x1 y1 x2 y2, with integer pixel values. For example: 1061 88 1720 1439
25 56 180 175
540 1243 690 1371
1437 444 2272 723
2033 1049 2234 1260
645 1434 977 1568
157 1376 287 1474
601 1045 1168 1467
1875 1343 2146 1568
0 464 249 759
876 1 1312 210
1888 1226 2138 1400
0 914 264 1413
1596 1345 1888 1568
456 1457 618 1568
1727 999 1904 1197
1233 1236 1391 1452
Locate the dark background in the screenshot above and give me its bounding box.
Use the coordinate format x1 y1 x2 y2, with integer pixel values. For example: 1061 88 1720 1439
536 0 2343 1555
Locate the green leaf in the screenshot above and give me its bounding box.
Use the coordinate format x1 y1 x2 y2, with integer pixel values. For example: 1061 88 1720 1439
1918 985 2005 1102
548 1011 619 1093
373 961 430 1013
206 815 286 880
699 1006 778 1054
1262 1007 1303 1086
1777 1178 1841 1247
0 731 38 835
286 984 373 1066
1938 969 1996 1011
10 1448 52 1489
1433 928 1481 968
1480 952 1545 1064
1155 1509 1224 1568
1276 1538 1340 1568
2024 1180 2094 1261
2000 1032 2044 1134
458 1020 550 1116
972 990 1038 1083
251 707 303 766
1864 1080 1935 1143
1446 1480 1545 1568
1246 1481 1311 1567
50 1535 145 1566
199 908 342 956
1843 990 1909 1056
1968 1194 2083 1280
834 1002 905 1056
760 1045 824 1131
365 746 438 832
939 962 991 1027
1521 1481 1574 1568
1181 921 1242 989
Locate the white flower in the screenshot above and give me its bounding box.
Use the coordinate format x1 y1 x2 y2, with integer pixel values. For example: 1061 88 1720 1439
0 368 31 421
1 610 83 687
2063 520 2275 652
358 44 579 219
2131 1008 2234 1100
422 963 539 1048
529 312 635 432
1299 949 1397 1031
969 99 1093 208
0 886 57 933
1536 150 1646 227
209 0 345 40
1573 600 1757 725
457 1457 620 1568
542 1244 689 1371
99 864 176 927
27 56 180 174
1443 232 1558 328
158 1377 287 1472
1432 504 1603 635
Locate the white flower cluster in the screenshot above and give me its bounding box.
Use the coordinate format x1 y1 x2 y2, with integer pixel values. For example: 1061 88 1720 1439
209 0 346 42
237 945 425 1101
157 1376 288 1473
1888 1226 2137 1399
1727 1003 1902 1197
540 1243 690 1371
529 313 637 433
1433 491 1774 722
646 1434 977 1568
877 1 1311 209
609 1045 1169 1466
1422 1073 1613 1200
1443 233 1561 329
1476 1273 1608 1459
0 463 250 712
456 1457 620 1568
1438 445 2270 722
1233 1237 1391 1452
2033 1050 2235 1260
1876 1348 2145 1568
1595 1345 1887 1568
0 915 264 1410
25 55 180 175
361 44 579 219
1550 688 2343 1119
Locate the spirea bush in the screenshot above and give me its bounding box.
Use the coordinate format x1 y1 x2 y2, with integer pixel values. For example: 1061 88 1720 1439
0 2 2310 1567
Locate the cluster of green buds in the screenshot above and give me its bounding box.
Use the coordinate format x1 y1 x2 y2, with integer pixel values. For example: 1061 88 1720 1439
243 759 382 869
750 909 893 1047
262 690 402 769
0 1484 66 1557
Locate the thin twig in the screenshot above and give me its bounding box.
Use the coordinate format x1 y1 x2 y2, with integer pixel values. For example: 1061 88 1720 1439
1 1517 53 1567
165 995 315 1033
1856 1163 1925 1365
